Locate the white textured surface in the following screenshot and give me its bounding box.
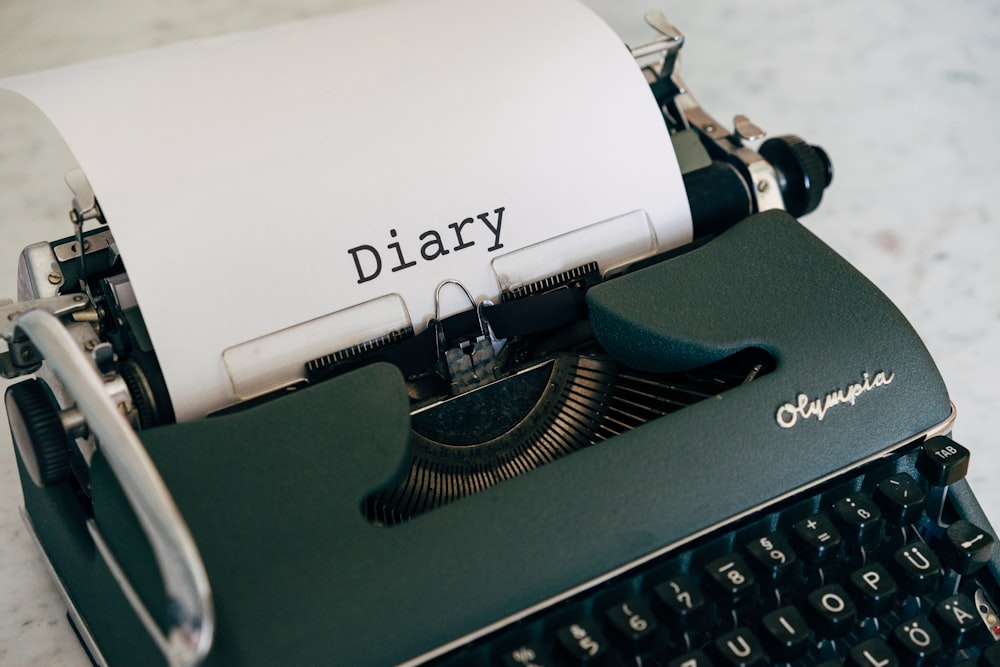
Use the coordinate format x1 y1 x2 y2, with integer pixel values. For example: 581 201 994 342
0 1 997 665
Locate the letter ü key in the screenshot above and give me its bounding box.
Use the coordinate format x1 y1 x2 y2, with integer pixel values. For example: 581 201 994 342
892 542 942 595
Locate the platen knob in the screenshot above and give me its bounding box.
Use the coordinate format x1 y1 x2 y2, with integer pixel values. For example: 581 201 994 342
759 135 833 217
5 378 72 487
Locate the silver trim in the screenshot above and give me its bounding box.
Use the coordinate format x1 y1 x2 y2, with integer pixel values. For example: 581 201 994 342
11 308 214 667
0 294 90 343
17 242 63 301
52 229 116 263
975 587 1000 641
632 13 784 214
86 518 198 660
1 295 93 379
400 404 958 666
65 169 98 221
628 10 683 60
20 506 108 666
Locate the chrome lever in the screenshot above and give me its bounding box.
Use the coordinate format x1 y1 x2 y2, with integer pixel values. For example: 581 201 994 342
10 308 214 667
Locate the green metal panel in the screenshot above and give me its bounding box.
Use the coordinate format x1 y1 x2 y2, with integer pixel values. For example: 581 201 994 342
30 211 952 665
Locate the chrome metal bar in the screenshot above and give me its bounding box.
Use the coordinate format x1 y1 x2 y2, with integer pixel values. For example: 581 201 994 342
1 294 90 341
13 308 214 667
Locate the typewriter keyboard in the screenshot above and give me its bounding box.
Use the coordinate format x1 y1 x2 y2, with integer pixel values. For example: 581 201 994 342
435 436 1000 666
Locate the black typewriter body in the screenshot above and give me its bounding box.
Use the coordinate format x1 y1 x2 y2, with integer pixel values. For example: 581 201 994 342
2 12 998 667
7 212 999 666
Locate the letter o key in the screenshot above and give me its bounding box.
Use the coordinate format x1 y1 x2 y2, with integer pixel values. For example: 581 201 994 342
808 585 855 638
821 592 846 613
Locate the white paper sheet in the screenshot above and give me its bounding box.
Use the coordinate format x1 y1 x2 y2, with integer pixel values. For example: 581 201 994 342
0 0 691 420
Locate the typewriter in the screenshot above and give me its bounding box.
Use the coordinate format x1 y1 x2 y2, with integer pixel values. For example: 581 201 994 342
2 6 998 667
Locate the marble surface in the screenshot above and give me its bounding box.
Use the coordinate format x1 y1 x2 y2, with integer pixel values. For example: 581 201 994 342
0 1 997 664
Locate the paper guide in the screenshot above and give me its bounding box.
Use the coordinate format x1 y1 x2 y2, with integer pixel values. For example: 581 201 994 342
0 0 692 420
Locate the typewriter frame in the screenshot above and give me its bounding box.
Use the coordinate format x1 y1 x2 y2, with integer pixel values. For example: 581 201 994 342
5 12 993 667
9 208 999 666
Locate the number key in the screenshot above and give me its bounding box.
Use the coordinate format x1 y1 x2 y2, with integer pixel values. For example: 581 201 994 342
704 554 756 607
555 620 607 664
604 598 658 651
653 574 707 630
500 642 557 667
745 533 798 584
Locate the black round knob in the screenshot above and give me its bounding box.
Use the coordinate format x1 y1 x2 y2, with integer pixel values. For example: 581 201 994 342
759 135 833 217
5 378 72 487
